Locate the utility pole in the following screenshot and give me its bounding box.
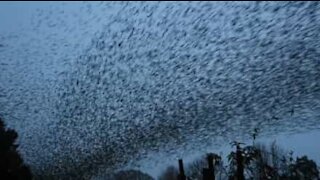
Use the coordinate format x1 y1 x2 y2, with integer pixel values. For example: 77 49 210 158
236 144 245 180
203 154 215 180
177 159 186 180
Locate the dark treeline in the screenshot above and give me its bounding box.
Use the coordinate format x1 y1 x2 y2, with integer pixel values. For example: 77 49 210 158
0 117 32 180
0 116 319 180
158 129 319 180
159 143 319 180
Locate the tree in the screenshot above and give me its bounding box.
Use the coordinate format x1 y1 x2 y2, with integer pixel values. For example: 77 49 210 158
0 117 32 180
186 156 206 180
158 166 179 180
288 156 319 180
109 169 153 180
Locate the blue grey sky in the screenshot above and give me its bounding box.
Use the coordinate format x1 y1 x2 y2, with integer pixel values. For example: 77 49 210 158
1 1 319 178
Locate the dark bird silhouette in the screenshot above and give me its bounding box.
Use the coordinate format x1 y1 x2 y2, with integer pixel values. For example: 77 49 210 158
289 108 294 116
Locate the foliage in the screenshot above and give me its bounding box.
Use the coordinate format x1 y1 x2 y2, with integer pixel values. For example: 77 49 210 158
158 166 178 180
287 156 319 180
159 128 319 180
0 117 32 180
110 169 154 180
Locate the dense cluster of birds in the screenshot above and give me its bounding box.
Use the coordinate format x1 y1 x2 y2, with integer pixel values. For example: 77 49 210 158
0 1 319 179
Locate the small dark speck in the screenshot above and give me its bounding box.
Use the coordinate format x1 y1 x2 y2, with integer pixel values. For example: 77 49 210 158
273 7 280 12
290 53 299 59
282 30 289 35
290 108 294 116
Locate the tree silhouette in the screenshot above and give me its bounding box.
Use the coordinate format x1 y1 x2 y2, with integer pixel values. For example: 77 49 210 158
0 117 32 180
158 166 178 180
109 169 153 180
288 156 319 180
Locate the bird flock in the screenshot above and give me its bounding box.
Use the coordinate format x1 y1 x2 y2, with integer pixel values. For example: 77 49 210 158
0 1 319 179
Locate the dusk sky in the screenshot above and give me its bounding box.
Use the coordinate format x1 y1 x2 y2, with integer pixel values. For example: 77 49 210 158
1 2 319 179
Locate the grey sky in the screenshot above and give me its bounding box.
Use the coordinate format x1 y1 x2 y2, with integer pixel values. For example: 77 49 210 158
1 1 319 178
